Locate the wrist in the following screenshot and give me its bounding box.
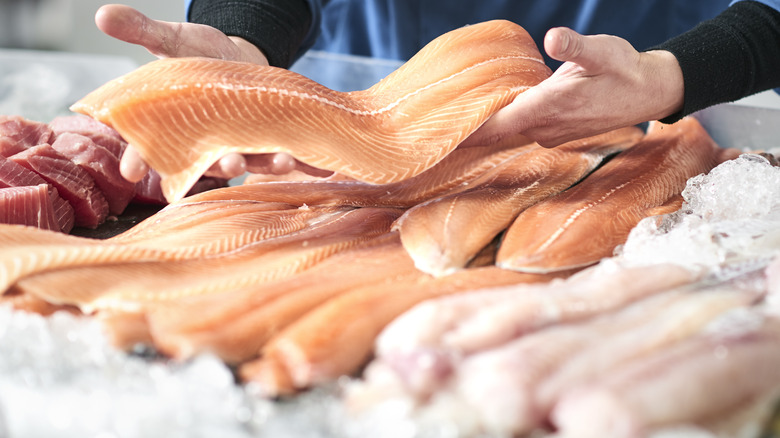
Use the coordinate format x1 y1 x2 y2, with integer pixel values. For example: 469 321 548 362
641 50 684 121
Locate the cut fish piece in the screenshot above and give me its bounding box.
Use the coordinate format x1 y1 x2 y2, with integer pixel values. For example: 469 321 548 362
51 133 135 215
10 144 109 228
0 184 61 231
50 114 127 159
0 155 74 232
0 115 54 157
72 20 551 201
395 127 643 276
497 117 740 273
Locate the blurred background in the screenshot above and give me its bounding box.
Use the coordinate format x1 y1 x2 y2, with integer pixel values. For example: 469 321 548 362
0 0 181 64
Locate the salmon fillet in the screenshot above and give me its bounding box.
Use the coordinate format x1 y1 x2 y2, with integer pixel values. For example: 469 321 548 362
497 118 740 273
395 127 644 276
71 20 551 202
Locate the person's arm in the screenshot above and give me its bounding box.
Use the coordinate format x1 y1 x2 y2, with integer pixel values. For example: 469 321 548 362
652 0 780 123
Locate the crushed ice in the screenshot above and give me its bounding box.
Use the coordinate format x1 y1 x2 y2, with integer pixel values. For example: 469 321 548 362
616 153 780 275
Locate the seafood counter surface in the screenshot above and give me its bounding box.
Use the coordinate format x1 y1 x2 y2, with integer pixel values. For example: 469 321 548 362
2 44 780 438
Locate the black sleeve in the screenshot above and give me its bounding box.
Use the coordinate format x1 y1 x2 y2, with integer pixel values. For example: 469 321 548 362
188 0 313 68
648 0 780 123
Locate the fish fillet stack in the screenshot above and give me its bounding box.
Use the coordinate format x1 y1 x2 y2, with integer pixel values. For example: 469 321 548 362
1 19 774 438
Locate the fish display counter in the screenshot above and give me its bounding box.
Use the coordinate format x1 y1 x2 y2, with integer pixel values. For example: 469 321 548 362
2 44 780 438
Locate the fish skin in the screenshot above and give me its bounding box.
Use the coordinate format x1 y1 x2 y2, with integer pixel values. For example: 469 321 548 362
395 127 644 276
497 117 740 274
551 312 780 438
15 207 402 313
241 266 562 397
71 20 551 202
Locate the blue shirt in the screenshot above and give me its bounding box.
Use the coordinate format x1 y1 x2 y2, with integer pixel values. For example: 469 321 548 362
185 1 780 64
307 0 734 66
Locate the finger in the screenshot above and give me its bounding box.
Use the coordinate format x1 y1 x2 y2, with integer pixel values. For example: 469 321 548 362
95 4 189 59
244 153 334 177
270 153 297 175
119 145 149 183
205 153 247 179
95 5 153 48
545 27 637 74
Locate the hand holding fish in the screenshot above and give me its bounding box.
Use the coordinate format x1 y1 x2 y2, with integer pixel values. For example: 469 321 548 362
95 4 310 182
464 27 685 148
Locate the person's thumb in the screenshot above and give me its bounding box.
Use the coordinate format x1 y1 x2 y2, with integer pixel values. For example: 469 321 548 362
544 27 602 71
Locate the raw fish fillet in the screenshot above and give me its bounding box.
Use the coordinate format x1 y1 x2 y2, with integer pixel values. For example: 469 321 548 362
405 282 762 437
0 155 74 232
370 262 700 397
497 117 740 273
139 233 415 362
551 312 780 438
187 133 535 209
0 184 60 231
395 127 643 276
0 201 339 294
14 208 402 313
241 266 565 396
10 144 109 228
71 20 551 202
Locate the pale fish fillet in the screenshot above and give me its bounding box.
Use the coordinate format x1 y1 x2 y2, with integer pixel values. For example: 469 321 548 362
186 133 535 209
71 20 551 202
14 207 401 313
411 283 762 437
551 311 780 438
395 127 644 276
136 233 416 362
0 201 319 294
239 266 565 397
370 262 701 396
497 117 741 273
536 282 765 418
353 289 683 435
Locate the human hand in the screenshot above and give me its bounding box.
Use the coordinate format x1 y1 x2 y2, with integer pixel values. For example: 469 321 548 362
463 27 685 148
96 4 308 182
